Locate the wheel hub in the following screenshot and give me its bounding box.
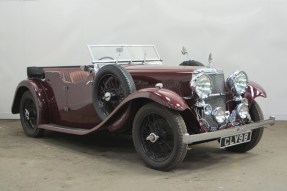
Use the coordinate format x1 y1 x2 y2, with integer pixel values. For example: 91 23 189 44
146 133 159 143
103 92 112 101
24 109 30 120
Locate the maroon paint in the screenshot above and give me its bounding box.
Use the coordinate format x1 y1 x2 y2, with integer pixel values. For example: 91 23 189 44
245 81 267 106
12 65 267 135
11 80 49 126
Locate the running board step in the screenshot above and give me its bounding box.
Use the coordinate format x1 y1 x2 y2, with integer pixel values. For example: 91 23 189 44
38 124 90 135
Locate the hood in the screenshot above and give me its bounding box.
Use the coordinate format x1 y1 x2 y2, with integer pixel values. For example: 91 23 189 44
125 65 201 74
124 65 203 96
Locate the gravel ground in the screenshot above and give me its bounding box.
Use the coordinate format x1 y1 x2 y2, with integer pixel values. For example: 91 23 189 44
0 120 286 191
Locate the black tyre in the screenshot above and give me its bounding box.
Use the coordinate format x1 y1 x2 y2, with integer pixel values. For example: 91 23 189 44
93 64 136 120
132 103 188 171
19 91 44 137
180 60 204 66
225 100 264 152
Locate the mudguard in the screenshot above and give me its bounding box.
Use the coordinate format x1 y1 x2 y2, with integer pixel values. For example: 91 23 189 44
11 79 49 125
123 88 190 111
106 88 191 132
245 81 267 105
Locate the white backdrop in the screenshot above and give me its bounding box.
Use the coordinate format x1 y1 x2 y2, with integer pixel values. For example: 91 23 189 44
0 0 286 120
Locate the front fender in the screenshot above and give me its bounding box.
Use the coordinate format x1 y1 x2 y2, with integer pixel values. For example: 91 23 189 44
11 79 49 125
124 88 190 111
244 81 267 104
105 88 191 132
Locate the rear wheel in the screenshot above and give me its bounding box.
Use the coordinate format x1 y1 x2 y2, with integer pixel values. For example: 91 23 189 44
225 100 264 152
132 103 187 171
19 91 44 137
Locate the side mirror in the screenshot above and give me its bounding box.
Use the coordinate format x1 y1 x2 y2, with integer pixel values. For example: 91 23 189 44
116 47 123 54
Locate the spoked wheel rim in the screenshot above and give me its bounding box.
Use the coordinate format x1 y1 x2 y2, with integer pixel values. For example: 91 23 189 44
140 114 174 162
22 98 37 130
97 74 125 116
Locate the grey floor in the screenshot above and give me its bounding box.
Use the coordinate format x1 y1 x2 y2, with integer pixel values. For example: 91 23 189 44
0 120 286 191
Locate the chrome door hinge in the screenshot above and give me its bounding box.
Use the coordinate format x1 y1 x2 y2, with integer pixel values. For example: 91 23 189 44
86 80 93 85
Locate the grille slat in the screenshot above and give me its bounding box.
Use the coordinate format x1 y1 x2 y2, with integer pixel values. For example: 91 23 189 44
204 73 226 130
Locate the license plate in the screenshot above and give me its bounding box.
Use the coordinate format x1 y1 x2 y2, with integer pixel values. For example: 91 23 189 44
220 131 252 148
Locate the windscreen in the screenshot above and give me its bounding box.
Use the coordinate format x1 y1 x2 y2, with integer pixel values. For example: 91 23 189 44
88 45 161 63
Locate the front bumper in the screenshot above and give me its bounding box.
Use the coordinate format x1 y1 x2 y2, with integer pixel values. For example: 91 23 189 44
183 116 275 144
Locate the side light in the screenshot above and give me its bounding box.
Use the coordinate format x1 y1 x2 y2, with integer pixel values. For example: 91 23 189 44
204 104 212 115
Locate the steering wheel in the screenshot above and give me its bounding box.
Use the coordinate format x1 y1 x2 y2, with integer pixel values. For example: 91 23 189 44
99 56 114 61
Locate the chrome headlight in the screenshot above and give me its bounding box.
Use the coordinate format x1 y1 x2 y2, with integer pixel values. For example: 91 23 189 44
226 71 248 95
190 74 212 99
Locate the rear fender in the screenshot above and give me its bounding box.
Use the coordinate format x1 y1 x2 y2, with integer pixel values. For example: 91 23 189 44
11 80 49 125
244 81 267 105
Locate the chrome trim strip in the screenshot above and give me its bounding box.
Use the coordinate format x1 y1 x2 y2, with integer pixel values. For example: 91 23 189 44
183 116 275 144
192 68 224 74
209 92 228 97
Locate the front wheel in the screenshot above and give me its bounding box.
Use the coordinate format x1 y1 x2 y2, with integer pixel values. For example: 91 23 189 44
132 103 187 171
225 100 264 152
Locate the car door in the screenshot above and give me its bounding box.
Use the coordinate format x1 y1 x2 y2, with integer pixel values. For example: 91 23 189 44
64 71 101 129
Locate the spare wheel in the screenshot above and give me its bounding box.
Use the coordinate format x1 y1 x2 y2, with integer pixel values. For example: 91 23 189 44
92 64 136 120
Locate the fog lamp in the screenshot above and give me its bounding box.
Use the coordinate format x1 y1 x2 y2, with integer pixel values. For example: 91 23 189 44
212 107 226 124
236 103 249 119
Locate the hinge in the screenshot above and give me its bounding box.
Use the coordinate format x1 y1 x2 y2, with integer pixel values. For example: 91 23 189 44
63 85 69 91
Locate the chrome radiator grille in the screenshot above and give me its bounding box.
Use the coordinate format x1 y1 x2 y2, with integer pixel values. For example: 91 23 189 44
204 73 226 130
209 73 225 93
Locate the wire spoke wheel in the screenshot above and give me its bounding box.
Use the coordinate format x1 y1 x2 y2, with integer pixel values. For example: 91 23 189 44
93 64 136 120
97 74 125 116
140 114 174 162
133 103 187 171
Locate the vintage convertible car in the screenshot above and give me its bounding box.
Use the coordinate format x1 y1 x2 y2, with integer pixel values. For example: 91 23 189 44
12 45 275 170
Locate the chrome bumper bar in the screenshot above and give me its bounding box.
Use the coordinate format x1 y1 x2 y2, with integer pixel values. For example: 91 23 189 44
183 116 275 144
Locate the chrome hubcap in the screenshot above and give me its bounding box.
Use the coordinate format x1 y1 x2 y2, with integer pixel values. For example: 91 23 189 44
103 92 112 101
24 109 30 120
146 133 159 143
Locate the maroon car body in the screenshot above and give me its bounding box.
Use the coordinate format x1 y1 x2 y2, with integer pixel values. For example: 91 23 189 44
11 45 275 170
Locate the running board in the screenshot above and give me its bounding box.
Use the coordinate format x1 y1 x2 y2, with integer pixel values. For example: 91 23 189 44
38 124 91 135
